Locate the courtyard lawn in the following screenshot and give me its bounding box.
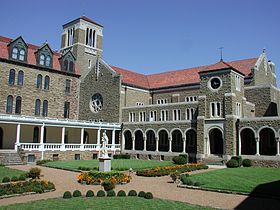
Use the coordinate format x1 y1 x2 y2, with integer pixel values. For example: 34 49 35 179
188 167 280 196
0 197 214 210
43 159 175 171
0 166 26 182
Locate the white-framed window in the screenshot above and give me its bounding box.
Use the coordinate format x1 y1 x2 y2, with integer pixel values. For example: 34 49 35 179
210 102 221 118
139 111 146 122
160 110 168 121
235 75 241 91
149 111 157 121
86 27 96 47
157 99 168 104
185 108 195 120
129 112 136 122
173 109 181 121
185 96 198 102
136 102 144 106
236 103 241 117
67 27 75 46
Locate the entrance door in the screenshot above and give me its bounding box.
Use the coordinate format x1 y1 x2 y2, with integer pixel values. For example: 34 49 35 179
209 128 223 155
0 127 3 149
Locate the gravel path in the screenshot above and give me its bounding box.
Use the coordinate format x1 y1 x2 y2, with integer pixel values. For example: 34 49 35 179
1 165 280 210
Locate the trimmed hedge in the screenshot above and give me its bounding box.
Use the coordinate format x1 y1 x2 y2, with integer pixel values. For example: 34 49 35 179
97 190 106 197
242 159 253 167
101 181 115 191
117 190 126 197
144 192 153 199
231 156 242 167
36 160 52 165
172 156 188 165
128 190 137 196
107 190 116 197
138 191 146 197
113 154 131 159
63 191 72 199
86 190 94 197
2 177 10 183
226 159 239 168
28 167 41 179
73 190 82 197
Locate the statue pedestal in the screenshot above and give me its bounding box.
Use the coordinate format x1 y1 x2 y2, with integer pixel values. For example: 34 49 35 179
99 157 111 172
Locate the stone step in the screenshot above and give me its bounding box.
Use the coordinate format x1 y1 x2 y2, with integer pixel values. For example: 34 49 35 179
0 150 23 166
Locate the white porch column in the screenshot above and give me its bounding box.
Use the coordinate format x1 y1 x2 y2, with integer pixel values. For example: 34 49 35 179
156 137 159 152
112 129 116 150
121 132 125 151
15 124 21 150
132 136 135 151
61 127 65 151
40 124 45 160
80 128 84 151
169 136 172 152
276 138 280 156
255 137 260 156
183 137 187 153
238 132 241 156
97 128 101 146
143 136 147 151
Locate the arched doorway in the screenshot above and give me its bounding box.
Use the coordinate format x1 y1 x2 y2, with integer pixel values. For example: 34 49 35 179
146 130 156 151
259 128 276 156
171 130 183 152
186 129 197 154
135 130 144 150
209 128 223 155
240 128 256 155
124 130 132 150
159 130 169 152
0 127 3 149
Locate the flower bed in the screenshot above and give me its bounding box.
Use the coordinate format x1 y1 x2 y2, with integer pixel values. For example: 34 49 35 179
0 179 55 197
136 163 208 177
77 171 131 185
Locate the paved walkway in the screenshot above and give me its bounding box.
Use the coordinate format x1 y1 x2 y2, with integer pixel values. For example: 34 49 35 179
1 165 280 210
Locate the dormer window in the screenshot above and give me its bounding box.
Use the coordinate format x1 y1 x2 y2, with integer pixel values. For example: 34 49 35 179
9 36 27 62
19 49 25 61
36 43 53 68
46 56 51 67
60 51 76 73
40 54 45 65
12 48 18 59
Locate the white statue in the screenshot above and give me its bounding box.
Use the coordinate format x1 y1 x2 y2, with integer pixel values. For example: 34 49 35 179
100 131 109 158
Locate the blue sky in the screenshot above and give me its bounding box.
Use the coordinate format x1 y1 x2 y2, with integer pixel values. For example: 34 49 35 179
1 0 279 81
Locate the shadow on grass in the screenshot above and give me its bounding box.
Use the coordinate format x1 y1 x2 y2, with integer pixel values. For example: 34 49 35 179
235 180 280 210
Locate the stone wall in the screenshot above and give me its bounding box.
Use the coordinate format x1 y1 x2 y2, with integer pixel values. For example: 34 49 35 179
122 87 150 107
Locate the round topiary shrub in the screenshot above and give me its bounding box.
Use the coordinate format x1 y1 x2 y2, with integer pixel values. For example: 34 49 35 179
117 190 126 197
128 190 137 196
144 192 153 199
2 177 10 183
226 159 239 168
172 156 188 165
86 190 94 197
73 190 82 197
107 190 116 197
138 191 146 197
19 173 27 181
63 191 72 199
97 190 106 197
28 167 41 179
101 181 115 191
11 176 19 182
242 159 253 167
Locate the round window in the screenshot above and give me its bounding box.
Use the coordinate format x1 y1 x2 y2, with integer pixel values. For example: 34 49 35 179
210 77 222 90
89 93 103 113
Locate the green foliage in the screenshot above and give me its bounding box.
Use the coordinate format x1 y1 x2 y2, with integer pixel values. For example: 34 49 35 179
73 190 82 197
179 154 188 162
2 176 10 183
36 160 52 165
97 190 106 197
144 192 153 199
113 154 131 159
107 190 116 197
18 173 27 181
180 174 200 186
242 159 253 167
231 156 242 167
86 190 94 197
28 167 41 179
63 191 72 199
138 191 146 197
101 181 115 191
11 176 18 182
226 159 239 168
128 190 137 196
172 156 188 165
0 166 26 183
117 190 126 197
78 166 98 171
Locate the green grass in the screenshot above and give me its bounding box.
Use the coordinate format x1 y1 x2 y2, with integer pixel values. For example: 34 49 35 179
188 167 280 196
44 159 175 171
0 166 26 182
0 197 215 210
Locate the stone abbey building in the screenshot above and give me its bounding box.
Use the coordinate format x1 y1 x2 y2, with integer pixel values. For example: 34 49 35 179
0 16 279 165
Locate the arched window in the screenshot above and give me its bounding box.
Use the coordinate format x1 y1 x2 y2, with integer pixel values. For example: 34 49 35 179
12 47 18 59
15 96 22 114
37 74 42 89
35 99 41 116
42 100 48 117
39 54 45 65
19 49 25 61
33 127 39 143
8 69 15 85
6 95 13 114
17 70 24 86
44 76 49 90
46 56 51 67
69 61 74 72
64 60 68 71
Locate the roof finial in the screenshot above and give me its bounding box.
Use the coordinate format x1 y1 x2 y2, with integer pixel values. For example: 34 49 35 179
219 47 224 61
262 48 266 53
82 12 86 17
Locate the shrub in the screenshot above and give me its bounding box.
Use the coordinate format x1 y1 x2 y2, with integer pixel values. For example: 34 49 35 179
231 156 242 167
36 160 52 165
101 181 115 191
107 190 116 197
172 156 188 165
86 190 94 197
170 172 180 182
242 159 253 167
78 166 92 171
113 154 130 159
179 154 188 162
11 176 18 182
226 159 239 168
144 192 153 199
138 191 146 197
19 173 27 181
28 167 41 179
97 190 106 197
63 191 72 199
73 190 82 197
2 177 11 183
128 190 137 196
180 174 194 186
117 190 126 197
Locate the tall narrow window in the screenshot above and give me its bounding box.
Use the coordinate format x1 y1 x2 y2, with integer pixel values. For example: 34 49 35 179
35 99 41 116
210 102 221 118
65 79 71 94
64 102 70 118
139 111 146 122
37 74 42 89
69 61 74 72
236 103 241 117
150 111 157 121
64 60 68 71
6 95 13 114
42 100 48 117
19 49 25 61
17 70 24 86
44 76 49 90
33 127 39 143
9 69 15 85
39 54 45 65
15 96 22 114
45 56 51 67
12 47 18 59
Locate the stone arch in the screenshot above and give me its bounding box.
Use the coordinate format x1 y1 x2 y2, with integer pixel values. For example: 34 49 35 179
158 129 169 152
257 126 278 138
208 127 223 155
156 128 170 139
134 130 144 151
259 127 277 156
171 129 183 152
240 127 256 155
146 129 156 151
123 130 132 150
185 128 197 154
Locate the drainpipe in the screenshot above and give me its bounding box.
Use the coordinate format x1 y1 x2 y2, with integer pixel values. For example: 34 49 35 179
236 119 240 156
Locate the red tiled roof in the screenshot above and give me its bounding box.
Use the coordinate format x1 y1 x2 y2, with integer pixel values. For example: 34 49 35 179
0 36 80 76
111 58 257 89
